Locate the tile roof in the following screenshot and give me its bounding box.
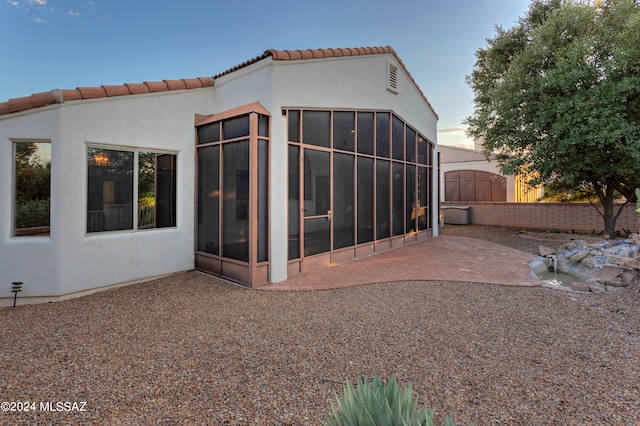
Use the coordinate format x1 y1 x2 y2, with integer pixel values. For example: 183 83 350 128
0 46 437 119
0 78 214 117
439 145 495 164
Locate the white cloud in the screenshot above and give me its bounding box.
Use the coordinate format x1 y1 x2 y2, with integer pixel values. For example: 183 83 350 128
438 127 467 134
5 0 20 6
31 16 44 23
28 0 46 5
68 9 79 16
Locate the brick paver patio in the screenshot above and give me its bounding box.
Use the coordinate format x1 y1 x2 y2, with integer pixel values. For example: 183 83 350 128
259 235 541 291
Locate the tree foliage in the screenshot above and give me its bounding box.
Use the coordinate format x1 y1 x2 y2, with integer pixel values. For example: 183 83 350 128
466 0 640 235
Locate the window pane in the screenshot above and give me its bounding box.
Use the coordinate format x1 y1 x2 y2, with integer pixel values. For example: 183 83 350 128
303 110 330 147
333 153 354 250
198 122 220 144
14 141 50 236
417 136 428 165
304 217 330 257
288 110 300 142
138 153 177 229
288 145 300 260
257 140 269 263
376 160 390 239
392 162 404 236
392 115 404 161
223 140 250 262
197 146 220 254
333 111 355 152
87 148 134 232
258 115 269 137
406 164 416 233
304 149 330 217
357 112 374 155
376 112 390 158
406 127 416 163
357 156 374 244
222 115 250 140
418 166 428 230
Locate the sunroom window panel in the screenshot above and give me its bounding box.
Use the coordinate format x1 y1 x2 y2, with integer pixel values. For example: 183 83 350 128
376 159 390 239
406 128 416 163
303 110 330 148
222 140 250 262
288 110 300 142
257 140 269 262
392 115 404 161
392 162 404 236
222 115 250 140
376 113 390 158
198 122 220 144
333 111 355 152
357 156 374 244
288 145 300 260
406 164 416 233
197 145 220 254
418 166 428 231
356 112 374 155
417 136 428 165
333 153 355 250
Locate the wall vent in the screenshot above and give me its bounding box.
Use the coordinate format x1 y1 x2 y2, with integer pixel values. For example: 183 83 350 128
386 61 399 94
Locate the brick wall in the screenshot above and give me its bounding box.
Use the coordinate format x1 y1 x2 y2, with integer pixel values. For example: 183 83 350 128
442 202 639 234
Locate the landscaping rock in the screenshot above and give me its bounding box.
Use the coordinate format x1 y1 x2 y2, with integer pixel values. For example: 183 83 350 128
539 246 556 257
571 282 590 293
570 249 591 263
533 238 640 294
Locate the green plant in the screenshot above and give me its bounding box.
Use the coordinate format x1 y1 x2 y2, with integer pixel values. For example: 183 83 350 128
322 376 455 426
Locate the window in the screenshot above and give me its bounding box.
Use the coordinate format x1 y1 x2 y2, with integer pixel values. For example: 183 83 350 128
13 141 51 237
286 108 432 259
87 147 177 233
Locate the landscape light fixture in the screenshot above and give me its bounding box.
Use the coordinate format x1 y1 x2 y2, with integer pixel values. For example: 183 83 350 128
11 282 23 307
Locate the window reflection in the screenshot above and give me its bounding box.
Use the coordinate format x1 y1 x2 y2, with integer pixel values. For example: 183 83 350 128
14 141 51 236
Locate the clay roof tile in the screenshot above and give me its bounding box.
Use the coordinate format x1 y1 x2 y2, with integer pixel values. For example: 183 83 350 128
124 83 149 94
77 87 107 99
198 77 214 87
7 96 34 113
58 89 82 101
144 81 169 92
102 85 131 97
30 91 57 108
182 78 202 89
164 79 187 90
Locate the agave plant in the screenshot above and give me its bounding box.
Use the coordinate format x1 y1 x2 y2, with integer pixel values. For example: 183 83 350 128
322 375 455 426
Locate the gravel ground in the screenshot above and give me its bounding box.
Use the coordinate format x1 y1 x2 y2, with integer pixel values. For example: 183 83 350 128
1 226 639 425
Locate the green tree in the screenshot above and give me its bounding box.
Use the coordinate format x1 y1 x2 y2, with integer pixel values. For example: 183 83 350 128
466 0 640 236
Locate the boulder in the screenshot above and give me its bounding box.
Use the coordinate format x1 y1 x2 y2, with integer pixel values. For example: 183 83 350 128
539 246 556 257
591 264 637 288
570 249 591 263
571 282 590 293
616 257 640 270
588 279 607 295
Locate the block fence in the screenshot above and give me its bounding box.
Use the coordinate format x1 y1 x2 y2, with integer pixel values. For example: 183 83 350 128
442 201 639 234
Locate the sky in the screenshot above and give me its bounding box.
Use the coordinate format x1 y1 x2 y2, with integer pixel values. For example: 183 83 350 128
1 0 532 148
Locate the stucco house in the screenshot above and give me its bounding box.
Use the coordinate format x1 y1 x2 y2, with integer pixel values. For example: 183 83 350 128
1 46 439 306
